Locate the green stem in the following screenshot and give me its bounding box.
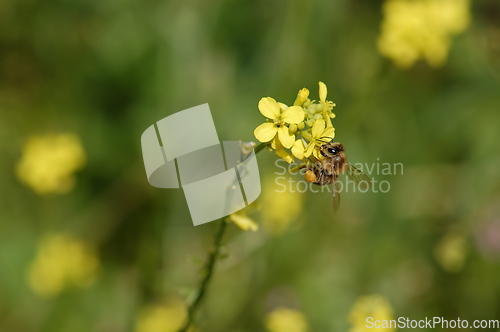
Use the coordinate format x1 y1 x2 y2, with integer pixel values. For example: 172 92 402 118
178 142 265 332
179 219 227 332
254 142 266 154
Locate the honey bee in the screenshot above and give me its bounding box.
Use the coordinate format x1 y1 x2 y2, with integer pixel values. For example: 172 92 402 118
302 142 371 212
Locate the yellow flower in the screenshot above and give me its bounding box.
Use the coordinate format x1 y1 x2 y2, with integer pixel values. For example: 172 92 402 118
265 307 309 332
348 295 395 332
17 133 86 194
27 233 99 297
135 297 188 332
302 119 335 159
378 0 470 68
254 97 305 148
434 232 467 273
228 211 258 231
262 181 304 235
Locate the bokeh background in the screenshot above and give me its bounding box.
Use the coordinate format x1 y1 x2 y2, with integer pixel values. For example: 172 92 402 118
1 0 500 331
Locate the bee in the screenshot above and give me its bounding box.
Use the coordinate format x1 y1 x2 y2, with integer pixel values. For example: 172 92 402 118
302 142 371 212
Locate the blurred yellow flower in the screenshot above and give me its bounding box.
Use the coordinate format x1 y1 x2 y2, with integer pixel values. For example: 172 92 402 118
265 307 309 332
254 97 305 148
378 0 470 68
135 297 188 332
262 182 304 235
17 133 86 194
435 232 468 273
228 210 258 231
348 294 395 332
28 233 99 297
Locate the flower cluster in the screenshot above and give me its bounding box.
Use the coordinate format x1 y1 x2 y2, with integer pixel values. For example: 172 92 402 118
377 0 470 68
254 82 336 164
16 133 86 194
27 233 99 297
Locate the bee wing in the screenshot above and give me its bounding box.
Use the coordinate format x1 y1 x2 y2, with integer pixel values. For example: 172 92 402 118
332 173 341 213
345 163 371 190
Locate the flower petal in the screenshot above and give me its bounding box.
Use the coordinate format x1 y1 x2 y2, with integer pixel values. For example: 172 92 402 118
281 106 305 124
277 126 295 149
313 148 323 160
304 142 315 157
319 81 327 102
276 148 293 164
311 119 326 138
258 97 281 120
278 102 289 111
321 127 335 139
254 123 277 142
291 140 305 160
270 136 280 149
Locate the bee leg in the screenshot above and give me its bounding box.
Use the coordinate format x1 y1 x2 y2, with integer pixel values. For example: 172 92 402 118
290 163 307 174
315 162 324 184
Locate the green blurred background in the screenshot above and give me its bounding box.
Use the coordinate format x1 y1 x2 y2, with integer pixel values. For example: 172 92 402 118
1 0 500 331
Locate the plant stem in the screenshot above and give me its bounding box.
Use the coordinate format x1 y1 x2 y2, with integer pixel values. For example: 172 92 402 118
254 142 266 154
179 142 265 332
179 218 227 332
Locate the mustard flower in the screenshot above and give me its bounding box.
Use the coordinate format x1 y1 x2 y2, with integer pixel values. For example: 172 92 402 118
27 233 99 297
265 307 309 332
17 133 86 194
348 295 395 332
302 119 335 159
254 97 305 149
254 82 337 165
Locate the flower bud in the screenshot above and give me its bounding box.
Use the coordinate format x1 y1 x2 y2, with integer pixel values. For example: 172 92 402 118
294 88 310 106
241 142 256 154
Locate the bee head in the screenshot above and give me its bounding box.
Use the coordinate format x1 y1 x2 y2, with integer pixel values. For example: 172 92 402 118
320 142 343 158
